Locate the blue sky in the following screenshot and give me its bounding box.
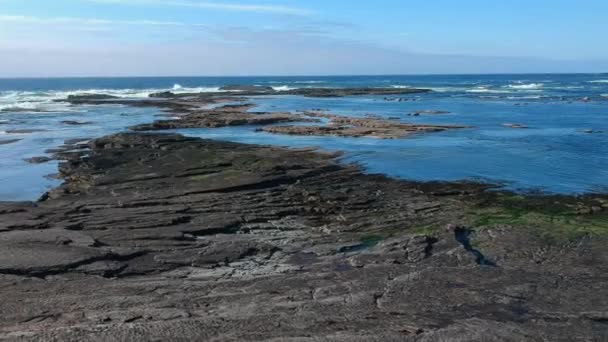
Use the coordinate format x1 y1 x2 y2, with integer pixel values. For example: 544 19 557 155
1 0 607 76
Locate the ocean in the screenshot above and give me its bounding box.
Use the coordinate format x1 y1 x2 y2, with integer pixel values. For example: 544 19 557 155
1 74 607 200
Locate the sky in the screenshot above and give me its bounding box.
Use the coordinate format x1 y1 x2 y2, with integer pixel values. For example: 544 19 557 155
1 0 607 77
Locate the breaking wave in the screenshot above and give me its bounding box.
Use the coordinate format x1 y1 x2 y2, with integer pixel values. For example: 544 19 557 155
0 86 225 114
588 80 608 83
505 83 544 90
271 86 295 91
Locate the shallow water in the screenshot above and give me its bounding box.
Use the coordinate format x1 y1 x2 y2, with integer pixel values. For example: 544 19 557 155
0 74 607 201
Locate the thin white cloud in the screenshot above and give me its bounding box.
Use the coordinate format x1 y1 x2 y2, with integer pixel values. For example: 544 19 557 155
88 0 312 16
0 15 206 27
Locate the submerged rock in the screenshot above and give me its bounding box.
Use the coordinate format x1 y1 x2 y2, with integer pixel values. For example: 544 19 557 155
5 129 47 134
502 123 528 129
219 84 274 92
23 156 53 164
409 110 451 115
61 120 92 126
581 129 604 134
0 139 21 145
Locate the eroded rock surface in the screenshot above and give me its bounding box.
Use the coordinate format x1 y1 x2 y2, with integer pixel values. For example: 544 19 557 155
130 104 313 131
260 111 471 139
0 132 606 341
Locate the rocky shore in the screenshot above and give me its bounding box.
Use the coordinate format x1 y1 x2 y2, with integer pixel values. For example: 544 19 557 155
1 89 607 341
258 111 471 139
128 104 468 139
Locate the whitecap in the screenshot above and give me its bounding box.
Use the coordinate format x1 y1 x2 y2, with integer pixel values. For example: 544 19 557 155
294 81 325 84
505 83 544 90
466 87 491 93
588 80 608 83
506 95 542 100
391 85 411 89
601 94 608 98
272 86 295 91
172 83 183 90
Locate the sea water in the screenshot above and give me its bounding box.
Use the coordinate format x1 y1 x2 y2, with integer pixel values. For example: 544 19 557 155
1 74 607 200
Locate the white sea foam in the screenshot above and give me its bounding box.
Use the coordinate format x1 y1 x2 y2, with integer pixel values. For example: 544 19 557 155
506 83 544 90
391 85 411 89
0 86 226 114
467 87 491 93
601 94 608 98
272 86 295 91
506 95 542 100
0 91 82 113
294 81 325 84
588 80 608 83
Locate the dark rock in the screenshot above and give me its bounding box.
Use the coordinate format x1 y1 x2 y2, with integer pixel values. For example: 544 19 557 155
61 121 92 126
0 132 604 341
24 156 53 164
0 139 21 145
219 84 274 92
501 123 528 129
0 91 606 341
66 94 118 101
5 129 47 134
130 104 315 131
409 110 451 115
259 111 470 139
149 91 176 98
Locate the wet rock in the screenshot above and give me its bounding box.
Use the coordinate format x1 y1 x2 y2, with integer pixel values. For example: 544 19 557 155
5 129 47 134
259 112 470 139
66 94 118 101
130 104 314 130
219 84 274 92
0 132 606 341
409 110 451 115
0 139 21 145
149 91 176 98
61 120 92 126
23 156 53 164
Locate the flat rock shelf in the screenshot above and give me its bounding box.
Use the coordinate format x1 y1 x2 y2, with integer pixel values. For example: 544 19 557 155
0 132 607 341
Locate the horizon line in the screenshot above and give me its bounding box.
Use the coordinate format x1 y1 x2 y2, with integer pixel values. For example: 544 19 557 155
1 71 607 80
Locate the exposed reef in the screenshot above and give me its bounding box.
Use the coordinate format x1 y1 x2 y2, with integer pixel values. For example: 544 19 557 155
259 111 471 139
130 104 315 131
0 132 606 341
2 87 606 341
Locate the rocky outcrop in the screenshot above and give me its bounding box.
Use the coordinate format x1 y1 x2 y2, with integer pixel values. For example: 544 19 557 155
259 111 471 139
61 87 432 104
23 156 52 164
0 132 606 341
66 94 119 101
130 104 314 130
